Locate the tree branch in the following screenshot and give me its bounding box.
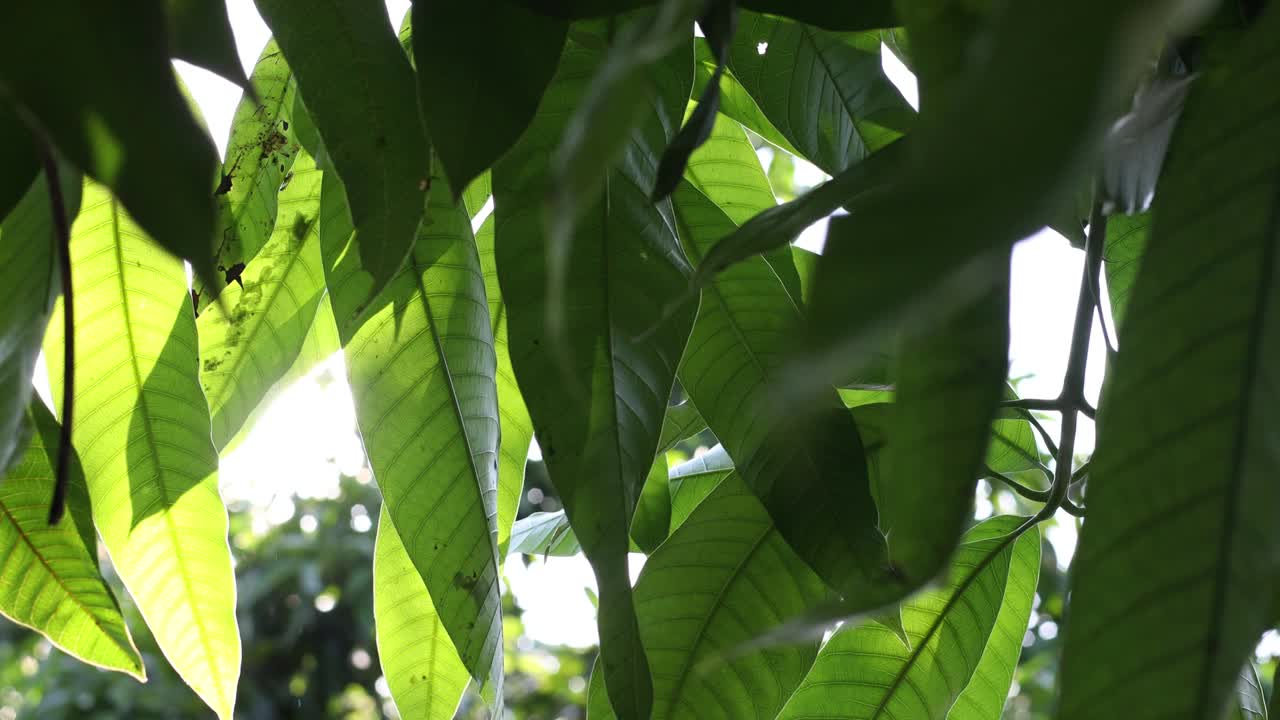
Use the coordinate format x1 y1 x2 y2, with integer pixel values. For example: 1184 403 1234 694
40 146 74 526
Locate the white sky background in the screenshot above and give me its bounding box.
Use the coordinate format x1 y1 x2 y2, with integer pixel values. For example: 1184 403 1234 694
178 1 1107 650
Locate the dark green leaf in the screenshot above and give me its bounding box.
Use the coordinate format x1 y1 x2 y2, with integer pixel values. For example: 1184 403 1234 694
1059 12 1280 717
510 0 897 31
412 0 567 195
1234 662 1269 720
254 0 430 333
630 456 673 553
693 39 799 155
164 0 252 91
494 25 697 719
0 103 38 222
657 397 707 454
340 168 503 702
1103 211 1151 333
0 402 144 679
0 0 221 282
727 13 912 174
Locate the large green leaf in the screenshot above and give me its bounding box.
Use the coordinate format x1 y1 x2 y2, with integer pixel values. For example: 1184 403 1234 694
164 0 252 91
804 0 1202 391
879 256 1010 585
0 103 37 222
337 169 503 701
726 13 912 174
692 40 799 156
199 152 326 450
411 0 567 195
656 396 707 454
1058 10 1280 717
373 505 470 720
494 26 696 720
667 445 734 531
673 116 898 606
199 40 303 307
44 181 240 718
474 212 531 553
588 473 833 720
0 0 220 282
254 0 429 332
0 164 80 475
0 402 144 679
776 517 1040 720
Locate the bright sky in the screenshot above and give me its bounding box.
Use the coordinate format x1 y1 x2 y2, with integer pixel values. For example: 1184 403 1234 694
174 2 1104 650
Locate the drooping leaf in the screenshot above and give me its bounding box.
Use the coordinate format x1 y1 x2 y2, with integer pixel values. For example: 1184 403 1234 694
673 116 899 607
588 474 833 720
200 40 303 307
0 103 38 222
199 152 326 450
494 26 697 720
0 0 221 282
0 163 80 475
776 517 1040 720
411 0 567 196
1059 12 1280 718
0 402 144 680
879 253 1011 585
255 0 430 332
727 13 912 174
1234 662 1269 720
164 0 252 92
44 180 241 719
374 505 470 720
337 169 503 702
804 0 1205 393
1102 211 1151 333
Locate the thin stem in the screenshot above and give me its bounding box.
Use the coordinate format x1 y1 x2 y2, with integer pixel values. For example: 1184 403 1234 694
1071 460 1091 485
1000 397 1062 412
1012 406 1059 457
986 468 1049 502
41 146 74 525
1061 497 1087 517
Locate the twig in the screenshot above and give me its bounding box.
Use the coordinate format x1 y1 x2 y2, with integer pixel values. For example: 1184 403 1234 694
1019 409 1059 457
1000 397 1062 412
1061 497 1087 517
40 146 74 525
985 468 1049 502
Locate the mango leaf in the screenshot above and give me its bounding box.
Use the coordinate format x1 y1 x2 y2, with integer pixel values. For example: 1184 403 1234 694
411 0 567 195
947 521 1042 719
199 152 326 450
630 456 673 553
657 398 707 454
0 103 37 222
337 169 503 703
494 26 697 720
0 0 221 283
727 13 912 174
667 445 733 532
0 163 80 475
44 181 240 718
1234 662 1269 720
1058 10 1280 717
776 517 1040 720
474 212 531 553
804 0 1204 393
588 473 833 720
509 511 582 557
1102 211 1151 333
879 253 1010 585
200 40 303 308
0 402 144 679
374 505 470 720
673 116 898 607
255 0 429 332
164 0 252 91
692 40 799 156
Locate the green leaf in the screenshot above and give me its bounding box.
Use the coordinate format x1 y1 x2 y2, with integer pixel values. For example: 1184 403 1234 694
512 0 897 31
657 396 707 454
494 25 698 719
1234 662 1269 720
693 40 799 156
0 0 221 282
44 181 240 719
199 152 326 450
727 13 912 174
474 212 531 554
411 0 567 195
588 473 833 720
0 163 80 475
673 116 898 606
373 505 470 720
0 103 38 222
776 517 1040 720
254 0 430 332
667 446 734 532
509 511 582 557
1102 211 1151 334
0 402 144 680
879 255 1010 584
804 1 1200 391
164 0 252 91
630 456 673 553
201 40 303 307
1059 10 1280 717
947 522 1041 719
340 170 503 701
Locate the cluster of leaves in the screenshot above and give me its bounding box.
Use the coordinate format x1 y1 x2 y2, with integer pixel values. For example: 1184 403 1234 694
3 0 1280 718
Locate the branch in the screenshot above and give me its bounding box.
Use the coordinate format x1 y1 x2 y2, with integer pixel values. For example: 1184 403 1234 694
985 468 1049 502
1000 397 1062 412
40 145 74 525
